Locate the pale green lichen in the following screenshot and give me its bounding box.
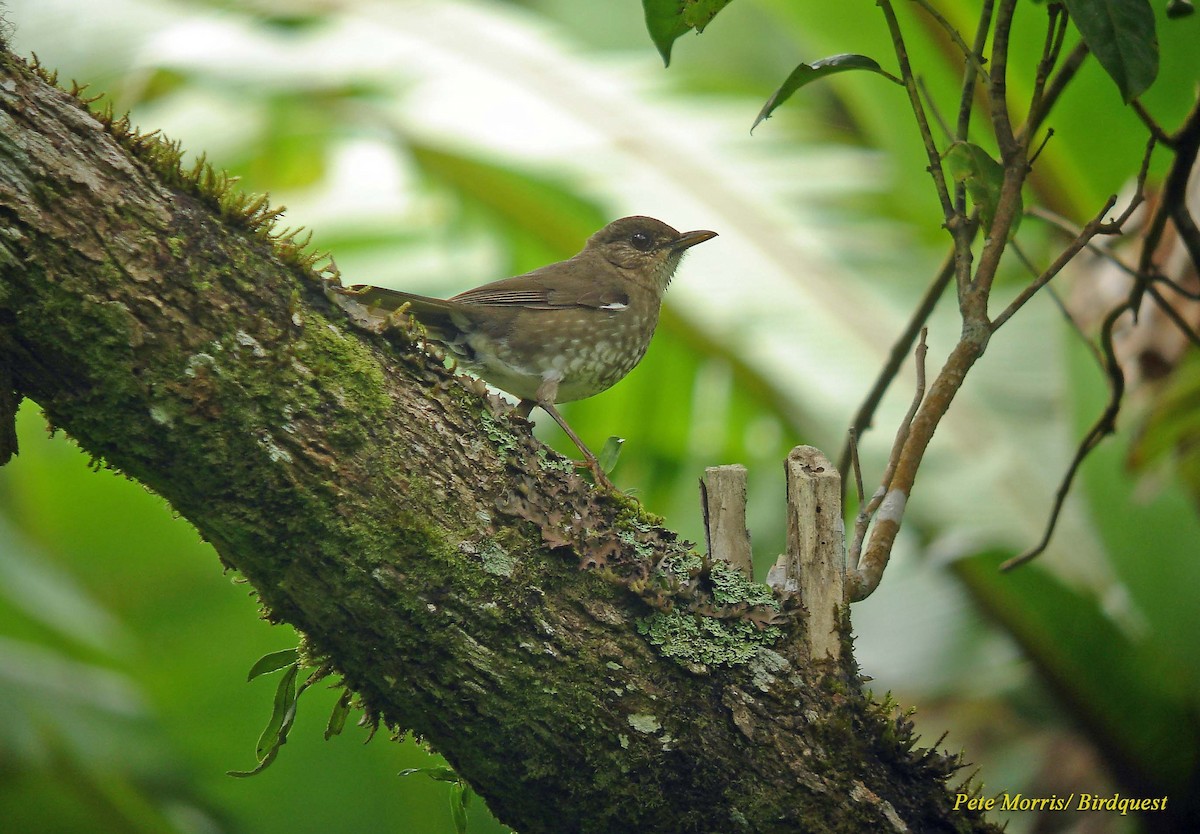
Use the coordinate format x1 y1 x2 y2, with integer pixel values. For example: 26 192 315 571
479 409 518 457
626 713 661 734
534 445 574 474
479 542 517 577
148 403 174 426
657 550 702 577
708 560 776 607
234 329 267 357
258 433 294 464
637 611 781 668
748 647 790 692
617 528 654 560
185 352 217 377
636 542 785 668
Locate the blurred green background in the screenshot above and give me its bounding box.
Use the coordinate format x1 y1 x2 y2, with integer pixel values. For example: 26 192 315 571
2 1 1199 832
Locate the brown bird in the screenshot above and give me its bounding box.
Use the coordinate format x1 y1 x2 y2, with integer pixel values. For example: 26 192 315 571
331 216 717 489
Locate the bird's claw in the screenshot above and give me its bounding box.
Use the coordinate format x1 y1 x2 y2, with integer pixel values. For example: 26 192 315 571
574 458 617 492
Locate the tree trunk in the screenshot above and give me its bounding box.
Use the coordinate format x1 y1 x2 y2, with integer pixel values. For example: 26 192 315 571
0 48 996 834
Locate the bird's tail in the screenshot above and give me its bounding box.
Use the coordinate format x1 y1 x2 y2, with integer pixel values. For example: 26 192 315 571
330 285 459 340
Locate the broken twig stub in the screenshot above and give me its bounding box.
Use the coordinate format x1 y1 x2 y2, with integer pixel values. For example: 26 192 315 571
701 464 754 577
773 446 846 660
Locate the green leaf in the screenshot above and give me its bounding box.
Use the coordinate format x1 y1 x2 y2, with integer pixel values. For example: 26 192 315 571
246 647 300 681
324 688 353 740
227 663 302 777
226 744 282 778
943 141 1021 239
399 766 473 832
256 663 299 759
752 55 898 132
399 766 461 783
642 0 734 66
449 781 469 834
1063 0 1158 102
597 436 625 474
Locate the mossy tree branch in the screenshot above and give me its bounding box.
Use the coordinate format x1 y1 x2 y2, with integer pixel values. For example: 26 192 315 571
0 50 997 834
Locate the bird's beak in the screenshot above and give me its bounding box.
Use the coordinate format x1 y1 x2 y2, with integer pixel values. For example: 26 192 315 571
671 229 718 251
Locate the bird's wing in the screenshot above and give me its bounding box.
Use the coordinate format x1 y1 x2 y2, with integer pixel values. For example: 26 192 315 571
451 264 629 311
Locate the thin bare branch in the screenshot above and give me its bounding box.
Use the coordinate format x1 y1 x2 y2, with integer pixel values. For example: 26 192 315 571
987 0 1020 161
882 327 929 497
990 195 1118 331
911 0 992 82
878 0 956 222
1020 41 1088 144
918 75 954 142
1151 273 1200 302
1000 99 1195 570
954 0 995 215
1164 98 1200 274
1031 205 1200 302
991 137 1154 330
1026 206 1200 355
1129 101 1200 315
1143 281 1200 350
1028 127 1054 167
962 0 1027 308
1029 206 1133 264
1002 301 1128 570
1024 3 1068 140
1131 100 1174 147
848 329 928 593
1010 240 1105 368
1047 284 1106 367
838 248 957 481
849 428 867 508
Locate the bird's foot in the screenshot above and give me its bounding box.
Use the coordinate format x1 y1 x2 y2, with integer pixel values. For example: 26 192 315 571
575 458 617 492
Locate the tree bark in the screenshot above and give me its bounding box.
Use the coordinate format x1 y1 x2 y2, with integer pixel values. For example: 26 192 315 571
0 49 996 834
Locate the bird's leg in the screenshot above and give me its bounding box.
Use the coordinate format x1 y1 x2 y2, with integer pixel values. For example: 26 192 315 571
534 379 615 490
540 402 615 490
515 399 536 419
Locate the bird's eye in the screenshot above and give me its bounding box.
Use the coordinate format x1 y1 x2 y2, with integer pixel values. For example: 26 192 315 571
630 231 653 251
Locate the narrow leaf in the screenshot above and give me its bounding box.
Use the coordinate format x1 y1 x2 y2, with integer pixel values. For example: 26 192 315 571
399 766 461 783
325 688 353 740
642 0 734 67
597 436 625 474
450 782 469 834
752 55 898 132
228 664 302 777
943 142 1022 239
226 745 281 777
246 647 299 681
256 663 299 759
1063 0 1158 102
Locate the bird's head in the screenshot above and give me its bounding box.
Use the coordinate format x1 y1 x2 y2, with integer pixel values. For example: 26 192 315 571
586 216 717 294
